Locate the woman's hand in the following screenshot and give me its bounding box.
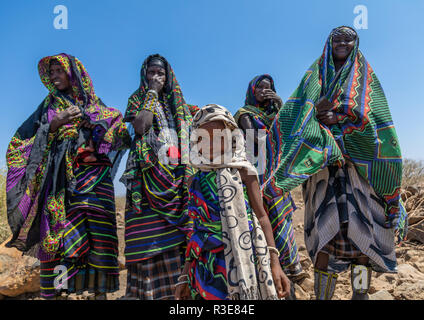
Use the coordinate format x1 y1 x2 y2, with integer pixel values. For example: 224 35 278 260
317 111 338 126
50 105 82 132
270 258 291 299
149 74 165 93
262 89 283 107
80 119 96 130
315 97 338 126
132 110 153 136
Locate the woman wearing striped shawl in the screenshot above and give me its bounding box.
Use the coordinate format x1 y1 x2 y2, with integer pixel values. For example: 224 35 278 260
235 75 303 282
6 54 130 299
121 54 198 300
264 26 406 300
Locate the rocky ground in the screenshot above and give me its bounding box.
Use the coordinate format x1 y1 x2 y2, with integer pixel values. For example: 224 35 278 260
1 185 424 300
290 185 424 300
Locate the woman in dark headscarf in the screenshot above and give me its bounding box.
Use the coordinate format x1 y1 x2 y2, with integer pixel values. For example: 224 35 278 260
264 26 406 300
234 75 303 282
6 53 130 299
121 54 198 300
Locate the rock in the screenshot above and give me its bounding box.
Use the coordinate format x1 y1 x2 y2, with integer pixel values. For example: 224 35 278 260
294 283 310 300
397 264 424 281
298 244 307 252
407 220 424 244
299 277 314 292
0 237 40 297
413 261 424 274
299 253 312 269
393 280 424 300
369 290 394 300
116 212 125 230
369 277 392 294
118 256 126 270
377 273 397 284
404 249 423 264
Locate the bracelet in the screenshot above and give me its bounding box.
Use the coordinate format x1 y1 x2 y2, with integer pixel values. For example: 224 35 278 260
176 280 189 287
268 246 280 258
177 274 189 282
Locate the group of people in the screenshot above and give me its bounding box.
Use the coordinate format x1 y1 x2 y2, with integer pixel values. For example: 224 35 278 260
5 26 406 301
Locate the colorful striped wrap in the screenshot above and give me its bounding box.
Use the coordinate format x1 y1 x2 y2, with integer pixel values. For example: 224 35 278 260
39 162 120 298
234 75 300 270
186 170 253 300
264 29 402 226
5 54 130 258
122 55 196 264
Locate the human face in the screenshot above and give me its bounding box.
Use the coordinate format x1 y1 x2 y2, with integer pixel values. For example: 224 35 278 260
146 65 166 92
254 78 272 103
197 120 230 162
332 33 356 62
49 61 71 92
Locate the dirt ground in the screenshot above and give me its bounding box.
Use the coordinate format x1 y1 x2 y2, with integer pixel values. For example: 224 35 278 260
4 187 424 300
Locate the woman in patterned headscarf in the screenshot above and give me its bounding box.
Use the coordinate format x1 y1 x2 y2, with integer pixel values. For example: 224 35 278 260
121 54 198 300
264 26 406 300
235 75 304 283
6 53 130 299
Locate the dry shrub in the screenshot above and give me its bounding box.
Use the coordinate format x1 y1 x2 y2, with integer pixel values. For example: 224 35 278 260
403 158 424 187
0 167 11 244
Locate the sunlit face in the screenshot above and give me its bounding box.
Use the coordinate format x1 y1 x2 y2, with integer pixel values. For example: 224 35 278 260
254 78 272 103
197 120 230 161
332 33 356 61
49 61 71 92
146 65 166 92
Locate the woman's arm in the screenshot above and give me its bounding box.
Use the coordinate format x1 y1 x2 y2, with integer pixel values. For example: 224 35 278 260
239 114 259 145
240 168 291 298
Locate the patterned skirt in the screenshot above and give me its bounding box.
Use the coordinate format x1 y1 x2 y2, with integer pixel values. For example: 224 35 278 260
124 163 190 264
40 164 119 299
303 164 397 273
125 246 184 300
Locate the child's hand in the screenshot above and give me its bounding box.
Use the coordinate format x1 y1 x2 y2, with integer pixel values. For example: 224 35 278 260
175 282 191 300
271 262 291 299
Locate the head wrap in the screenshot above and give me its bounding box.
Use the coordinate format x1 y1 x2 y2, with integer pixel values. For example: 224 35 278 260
122 54 197 185
147 56 167 69
244 74 277 110
330 26 358 40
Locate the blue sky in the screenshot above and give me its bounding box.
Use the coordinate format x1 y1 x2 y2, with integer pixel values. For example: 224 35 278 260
1 0 423 195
